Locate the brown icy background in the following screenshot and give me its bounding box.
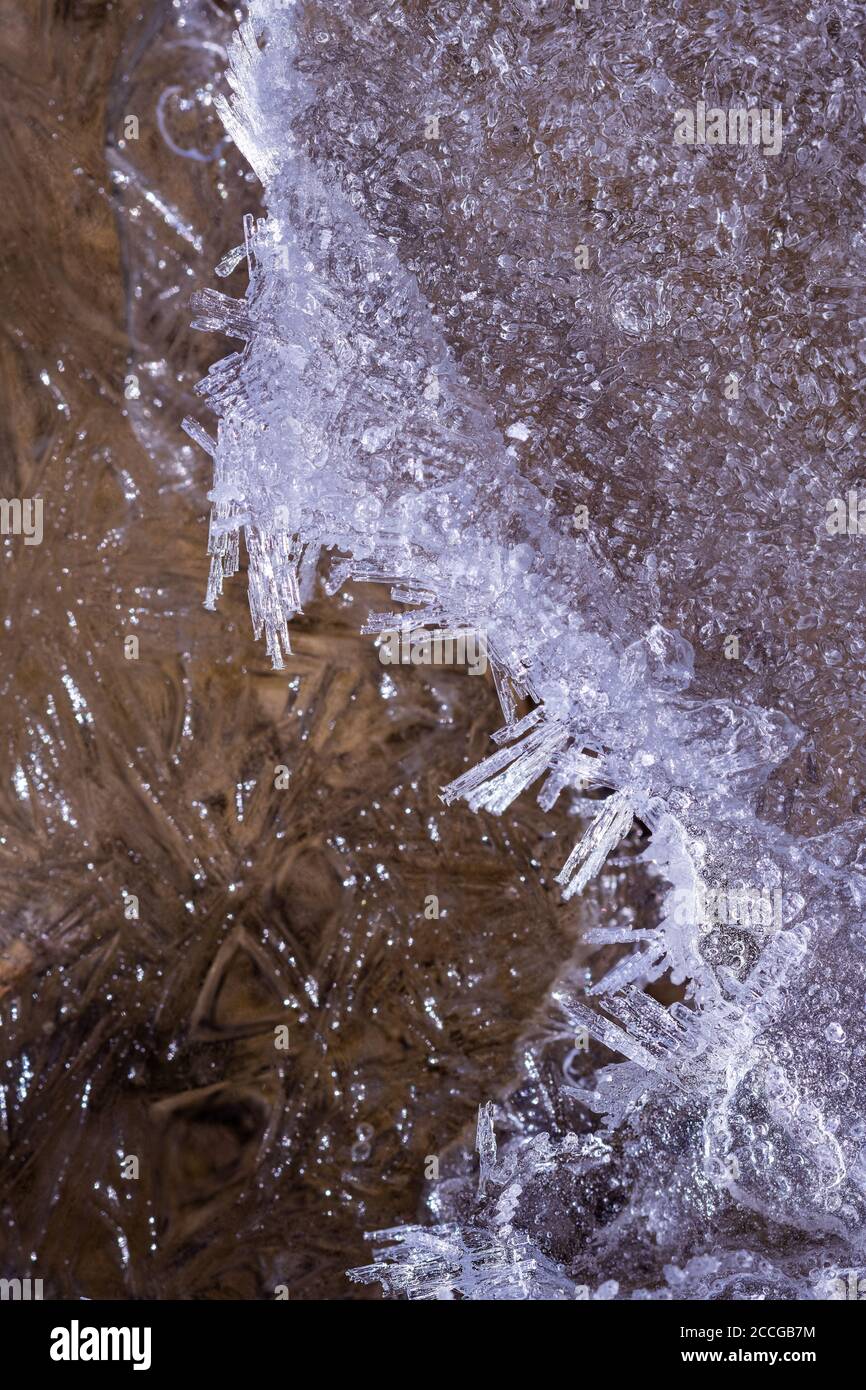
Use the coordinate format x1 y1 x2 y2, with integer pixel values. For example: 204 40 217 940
0 0 644 1299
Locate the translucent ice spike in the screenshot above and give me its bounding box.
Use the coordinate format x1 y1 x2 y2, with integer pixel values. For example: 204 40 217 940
553 988 659 1072
587 948 668 997
490 706 542 747
555 789 635 901
214 242 246 277
441 721 570 816
181 416 217 456
476 1101 498 1199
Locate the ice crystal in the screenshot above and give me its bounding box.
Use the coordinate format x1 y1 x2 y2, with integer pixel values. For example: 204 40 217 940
191 0 866 1299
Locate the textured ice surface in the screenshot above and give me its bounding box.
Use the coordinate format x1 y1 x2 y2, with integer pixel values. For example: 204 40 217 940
191 0 866 1298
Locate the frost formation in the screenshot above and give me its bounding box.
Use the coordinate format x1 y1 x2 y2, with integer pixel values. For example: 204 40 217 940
188 0 866 1299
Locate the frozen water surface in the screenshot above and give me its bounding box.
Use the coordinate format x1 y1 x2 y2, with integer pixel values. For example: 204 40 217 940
1 0 864 1305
